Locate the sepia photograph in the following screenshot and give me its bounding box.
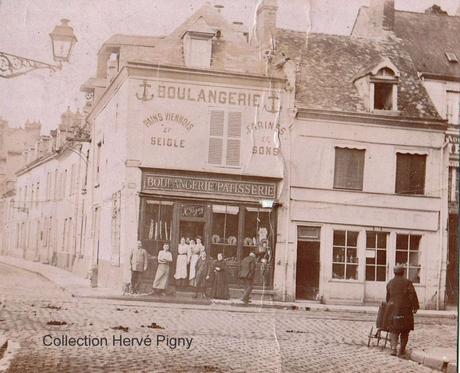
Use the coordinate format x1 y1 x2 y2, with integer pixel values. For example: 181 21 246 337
0 0 458 371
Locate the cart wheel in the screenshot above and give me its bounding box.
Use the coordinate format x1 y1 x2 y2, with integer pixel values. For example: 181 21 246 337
383 331 390 349
367 326 374 347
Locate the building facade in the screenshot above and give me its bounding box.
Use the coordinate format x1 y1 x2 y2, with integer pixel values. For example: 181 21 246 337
353 0 459 305
1 0 454 309
3 109 90 277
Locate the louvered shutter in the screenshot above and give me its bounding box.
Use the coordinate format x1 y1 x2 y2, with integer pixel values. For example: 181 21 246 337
226 112 241 166
208 110 224 165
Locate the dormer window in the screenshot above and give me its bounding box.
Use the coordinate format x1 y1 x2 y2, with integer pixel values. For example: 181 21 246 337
182 17 215 69
353 59 400 113
371 65 399 111
445 52 458 63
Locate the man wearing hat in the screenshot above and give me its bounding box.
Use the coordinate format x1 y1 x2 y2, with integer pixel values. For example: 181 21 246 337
129 241 149 294
386 263 419 356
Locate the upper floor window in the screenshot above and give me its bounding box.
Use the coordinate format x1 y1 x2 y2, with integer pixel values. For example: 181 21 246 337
333 147 365 191
372 67 398 111
446 91 460 125
395 153 426 195
208 110 242 167
354 60 400 113
182 22 215 69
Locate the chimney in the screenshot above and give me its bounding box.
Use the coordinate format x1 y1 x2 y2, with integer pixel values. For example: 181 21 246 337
254 0 278 48
367 0 395 36
106 52 119 82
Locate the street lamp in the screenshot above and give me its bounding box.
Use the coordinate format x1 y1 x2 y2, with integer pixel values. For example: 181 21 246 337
0 19 77 78
49 19 77 64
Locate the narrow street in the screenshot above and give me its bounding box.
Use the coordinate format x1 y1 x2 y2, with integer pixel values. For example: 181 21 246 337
0 263 455 372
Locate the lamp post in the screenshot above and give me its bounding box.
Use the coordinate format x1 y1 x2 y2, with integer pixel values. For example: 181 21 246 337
0 19 77 78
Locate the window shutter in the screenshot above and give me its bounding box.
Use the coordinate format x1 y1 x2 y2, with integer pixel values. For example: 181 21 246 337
395 153 426 194
226 112 241 166
334 148 365 190
208 110 224 165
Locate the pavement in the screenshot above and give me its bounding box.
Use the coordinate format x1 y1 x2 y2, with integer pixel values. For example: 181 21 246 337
0 255 457 372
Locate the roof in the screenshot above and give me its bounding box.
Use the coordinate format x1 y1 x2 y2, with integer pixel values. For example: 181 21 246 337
275 29 441 120
393 10 460 79
97 3 264 76
354 7 460 79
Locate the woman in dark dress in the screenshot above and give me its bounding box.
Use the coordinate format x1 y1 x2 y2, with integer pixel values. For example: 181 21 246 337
210 253 229 300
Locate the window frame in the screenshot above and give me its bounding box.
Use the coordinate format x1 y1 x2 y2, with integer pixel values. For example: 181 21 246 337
395 233 422 284
332 230 359 281
365 231 388 282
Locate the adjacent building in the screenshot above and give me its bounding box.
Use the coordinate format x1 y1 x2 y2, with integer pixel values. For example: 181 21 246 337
3 109 90 277
0 119 41 255
353 0 459 305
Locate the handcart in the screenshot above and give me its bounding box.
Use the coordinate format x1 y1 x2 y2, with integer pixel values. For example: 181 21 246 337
367 301 391 348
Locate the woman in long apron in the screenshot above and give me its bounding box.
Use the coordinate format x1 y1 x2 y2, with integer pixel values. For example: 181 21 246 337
188 239 201 286
152 243 173 295
174 237 189 287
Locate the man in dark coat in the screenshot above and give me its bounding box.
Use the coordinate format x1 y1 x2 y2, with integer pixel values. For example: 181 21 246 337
239 252 257 304
386 264 419 356
193 251 211 298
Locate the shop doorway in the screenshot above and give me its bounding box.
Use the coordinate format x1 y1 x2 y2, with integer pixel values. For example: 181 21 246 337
179 220 205 243
296 226 321 300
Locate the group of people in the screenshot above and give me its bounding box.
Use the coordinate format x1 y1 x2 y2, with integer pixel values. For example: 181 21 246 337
173 237 206 288
129 239 263 303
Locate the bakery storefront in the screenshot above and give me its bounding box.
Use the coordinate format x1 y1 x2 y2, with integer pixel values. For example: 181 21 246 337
138 170 279 288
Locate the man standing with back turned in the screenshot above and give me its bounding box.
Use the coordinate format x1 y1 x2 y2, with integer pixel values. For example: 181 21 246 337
239 251 257 304
386 264 419 356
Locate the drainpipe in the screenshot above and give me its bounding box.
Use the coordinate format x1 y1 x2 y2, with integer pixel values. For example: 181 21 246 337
436 138 449 310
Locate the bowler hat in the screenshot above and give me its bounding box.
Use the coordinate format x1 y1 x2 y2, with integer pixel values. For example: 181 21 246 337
394 264 405 275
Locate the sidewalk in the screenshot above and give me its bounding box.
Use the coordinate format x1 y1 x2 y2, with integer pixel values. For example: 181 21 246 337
0 255 457 372
1 255 456 317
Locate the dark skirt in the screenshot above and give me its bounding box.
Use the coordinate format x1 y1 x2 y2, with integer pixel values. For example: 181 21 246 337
210 272 229 300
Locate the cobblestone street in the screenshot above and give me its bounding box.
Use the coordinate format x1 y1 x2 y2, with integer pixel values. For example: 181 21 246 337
0 263 456 372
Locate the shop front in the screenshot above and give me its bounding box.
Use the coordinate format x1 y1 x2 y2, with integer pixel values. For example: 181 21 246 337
138 169 278 291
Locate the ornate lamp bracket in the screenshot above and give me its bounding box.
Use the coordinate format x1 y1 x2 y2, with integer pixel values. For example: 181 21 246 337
0 51 60 79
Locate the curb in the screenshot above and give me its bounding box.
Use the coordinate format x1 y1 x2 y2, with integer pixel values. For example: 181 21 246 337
408 348 457 372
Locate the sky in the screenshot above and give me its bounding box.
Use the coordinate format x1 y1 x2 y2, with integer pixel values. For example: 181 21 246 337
0 0 459 133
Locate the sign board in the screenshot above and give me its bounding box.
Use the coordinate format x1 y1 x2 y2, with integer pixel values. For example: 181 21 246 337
142 173 277 199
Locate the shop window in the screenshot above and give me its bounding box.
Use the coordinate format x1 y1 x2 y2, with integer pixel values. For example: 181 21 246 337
210 205 239 260
141 200 173 255
332 230 358 280
208 110 241 167
395 153 426 195
365 232 387 282
395 234 421 284
243 207 274 260
333 147 365 190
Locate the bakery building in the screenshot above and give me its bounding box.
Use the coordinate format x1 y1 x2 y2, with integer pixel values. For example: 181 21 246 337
81 2 292 292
